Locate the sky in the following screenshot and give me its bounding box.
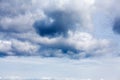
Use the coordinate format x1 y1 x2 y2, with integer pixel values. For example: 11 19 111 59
0 0 120 80
0 57 120 80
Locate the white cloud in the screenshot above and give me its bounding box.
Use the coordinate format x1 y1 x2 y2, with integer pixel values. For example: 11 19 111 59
0 39 39 56
0 10 45 33
67 32 111 54
0 40 12 52
11 39 39 55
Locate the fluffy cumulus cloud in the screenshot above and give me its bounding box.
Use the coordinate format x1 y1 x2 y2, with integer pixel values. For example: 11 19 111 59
0 39 39 56
0 0 120 58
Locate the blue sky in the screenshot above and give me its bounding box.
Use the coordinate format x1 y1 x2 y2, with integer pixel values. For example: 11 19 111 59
0 0 120 80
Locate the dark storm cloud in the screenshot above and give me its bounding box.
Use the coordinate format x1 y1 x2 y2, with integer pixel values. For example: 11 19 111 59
33 10 80 37
113 18 120 34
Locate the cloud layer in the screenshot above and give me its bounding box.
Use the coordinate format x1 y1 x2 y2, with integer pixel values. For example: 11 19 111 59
0 57 120 80
0 0 120 58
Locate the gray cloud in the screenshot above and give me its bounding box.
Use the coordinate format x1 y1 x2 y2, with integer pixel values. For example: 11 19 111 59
33 10 80 37
113 18 120 34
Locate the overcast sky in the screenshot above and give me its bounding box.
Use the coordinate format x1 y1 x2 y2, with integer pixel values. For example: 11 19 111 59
0 0 120 80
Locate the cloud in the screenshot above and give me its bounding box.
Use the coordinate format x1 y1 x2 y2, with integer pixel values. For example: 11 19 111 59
94 0 120 35
14 31 112 59
0 40 12 52
113 18 120 34
0 0 31 17
0 39 39 56
0 0 119 58
0 31 113 59
0 0 94 34
0 11 44 33
11 39 39 56
33 10 80 37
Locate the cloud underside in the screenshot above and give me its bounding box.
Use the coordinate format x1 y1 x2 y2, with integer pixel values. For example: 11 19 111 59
0 32 112 59
0 0 119 58
33 10 80 37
